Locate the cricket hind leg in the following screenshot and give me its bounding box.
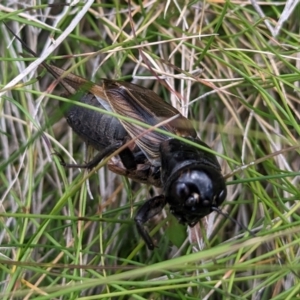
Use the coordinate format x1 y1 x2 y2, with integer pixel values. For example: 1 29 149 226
54 140 124 170
55 142 146 171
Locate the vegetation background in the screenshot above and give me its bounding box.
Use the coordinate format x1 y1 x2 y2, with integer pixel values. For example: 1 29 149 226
0 0 299 299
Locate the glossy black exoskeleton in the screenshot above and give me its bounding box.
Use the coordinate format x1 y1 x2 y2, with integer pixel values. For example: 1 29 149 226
7 25 227 250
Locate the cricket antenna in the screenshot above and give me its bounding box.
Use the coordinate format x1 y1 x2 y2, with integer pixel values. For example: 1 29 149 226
211 206 255 237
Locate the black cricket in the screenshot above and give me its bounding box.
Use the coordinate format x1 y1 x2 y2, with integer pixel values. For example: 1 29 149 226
7 25 227 250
